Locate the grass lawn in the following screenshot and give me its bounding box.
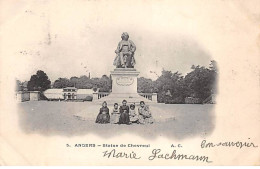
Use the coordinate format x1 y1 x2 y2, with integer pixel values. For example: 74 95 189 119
17 101 215 140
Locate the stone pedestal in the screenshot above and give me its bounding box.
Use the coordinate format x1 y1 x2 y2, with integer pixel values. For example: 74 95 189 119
93 68 154 105
111 68 139 95
152 93 158 103
93 92 98 100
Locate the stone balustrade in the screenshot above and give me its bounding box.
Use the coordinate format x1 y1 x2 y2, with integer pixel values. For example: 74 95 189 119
93 92 110 100
92 92 158 103
139 93 158 102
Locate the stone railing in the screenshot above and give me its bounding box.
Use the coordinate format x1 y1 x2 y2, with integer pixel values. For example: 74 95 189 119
92 92 158 103
93 92 110 100
139 93 157 102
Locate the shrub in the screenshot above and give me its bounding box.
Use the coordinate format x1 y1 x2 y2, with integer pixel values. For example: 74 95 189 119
84 96 93 101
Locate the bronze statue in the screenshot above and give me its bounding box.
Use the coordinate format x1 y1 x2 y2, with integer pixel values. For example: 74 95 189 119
113 32 136 68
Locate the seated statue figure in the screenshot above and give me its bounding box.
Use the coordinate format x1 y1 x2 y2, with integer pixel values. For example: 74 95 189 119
113 32 136 68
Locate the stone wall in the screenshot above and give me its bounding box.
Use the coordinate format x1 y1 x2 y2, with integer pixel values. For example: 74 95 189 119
16 91 30 102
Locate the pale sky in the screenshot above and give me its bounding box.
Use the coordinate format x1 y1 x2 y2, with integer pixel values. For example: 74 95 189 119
1 0 259 82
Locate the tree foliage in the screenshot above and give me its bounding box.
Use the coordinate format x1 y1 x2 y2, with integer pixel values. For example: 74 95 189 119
184 64 217 101
154 71 187 103
137 77 155 93
138 60 218 104
53 78 73 88
27 70 51 91
40 60 217 103
53 74 112 92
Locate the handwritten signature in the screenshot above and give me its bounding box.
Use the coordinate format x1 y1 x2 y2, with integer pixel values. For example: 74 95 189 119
99 139 258 163
102 149 212 163
201 139 258 149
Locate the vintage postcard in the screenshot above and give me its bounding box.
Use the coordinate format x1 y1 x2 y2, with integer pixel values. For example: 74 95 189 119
0 0 259 166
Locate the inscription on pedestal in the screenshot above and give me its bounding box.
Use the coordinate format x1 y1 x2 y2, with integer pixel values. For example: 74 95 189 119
116 76 134 86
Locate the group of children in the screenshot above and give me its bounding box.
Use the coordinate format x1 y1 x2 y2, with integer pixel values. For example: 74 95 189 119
95 100 154 125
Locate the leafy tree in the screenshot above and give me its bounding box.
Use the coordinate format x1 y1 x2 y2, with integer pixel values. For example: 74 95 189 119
91 78 100 89
79 75 93 89
184 61 217 102
98 75 112 92
53 74 111 91
137 77 155 93
154 70 187 103
27 70 51 91
53 78 72 88
70 76 79 87
66 76 94 89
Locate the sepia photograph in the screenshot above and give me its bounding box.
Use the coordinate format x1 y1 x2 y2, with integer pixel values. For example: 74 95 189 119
15 31 217 139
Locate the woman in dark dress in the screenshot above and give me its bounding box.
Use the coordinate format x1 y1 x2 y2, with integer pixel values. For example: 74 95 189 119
95 101 110 124
118 100 130 125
